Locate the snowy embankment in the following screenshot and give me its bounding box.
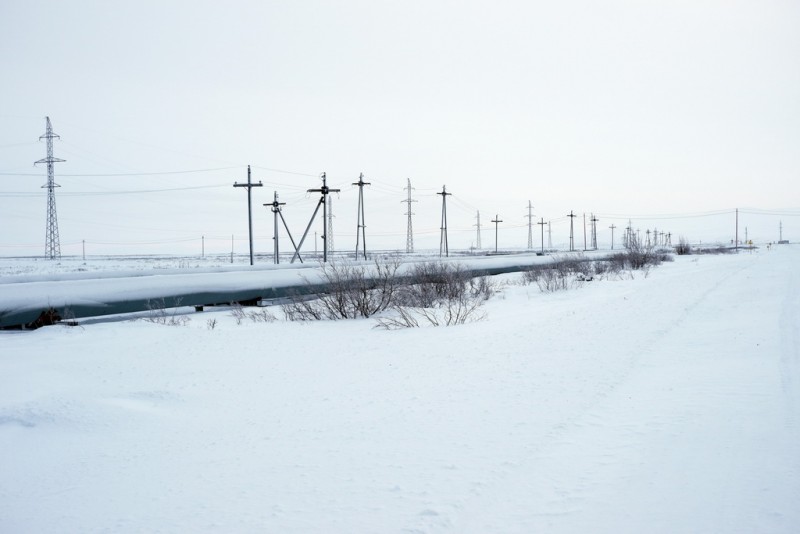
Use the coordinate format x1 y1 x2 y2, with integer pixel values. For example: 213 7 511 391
0 253 563 327
1 247 798 533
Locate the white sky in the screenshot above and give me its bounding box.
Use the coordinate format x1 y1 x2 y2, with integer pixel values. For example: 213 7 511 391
1 0 799 256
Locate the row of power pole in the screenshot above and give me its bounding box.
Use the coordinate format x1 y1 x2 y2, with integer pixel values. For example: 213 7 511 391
233 168 685 265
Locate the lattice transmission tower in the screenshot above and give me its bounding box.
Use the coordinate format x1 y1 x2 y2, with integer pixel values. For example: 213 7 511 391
438 185 451 257
326 193 335 254
474 210 482 249
526 200 534 249
402 178 416 253
35 116 66 260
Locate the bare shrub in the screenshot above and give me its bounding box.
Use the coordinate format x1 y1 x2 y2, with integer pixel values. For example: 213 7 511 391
247 308 276 323
58 307 81 328
376 291 488 329
374 305 421 329
550 254 592 277
231 302 277 324
675 237 692 255
520 265 545 285
283 259 401 321
142 298 190 326
613 233 672 269
520 256 589 292
535 268 577 292
376 261 495 329
229 303 247 325
281 295 326 321
395 262 495 306
694 245 735 255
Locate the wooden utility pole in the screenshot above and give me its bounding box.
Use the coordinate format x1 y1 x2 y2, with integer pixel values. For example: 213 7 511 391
491 214 503 253
609 224 616 250
537 217 546 253
292 173 340 263
568 211 577 251
233 165 263 265
582 213 587 251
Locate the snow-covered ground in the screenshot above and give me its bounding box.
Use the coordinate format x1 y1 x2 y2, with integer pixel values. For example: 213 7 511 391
1 247 798 533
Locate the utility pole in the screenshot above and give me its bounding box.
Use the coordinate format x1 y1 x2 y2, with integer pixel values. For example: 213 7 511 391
292 173 340 263
474 211 482 250
526 201 534 249
591 214 599 250
568 211 577 251
402 178 416 253
624 221 631 248
266 191 302 264
609 224 616 250
491 214 503 253
353 173 370 260
582 213 588 251
265 191 285 264
537 217 546 253
35 117 65 260
233 165 263 266
438 185 451 257
547 221 552 249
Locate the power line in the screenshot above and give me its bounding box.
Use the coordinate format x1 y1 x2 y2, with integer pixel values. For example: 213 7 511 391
0 184 229 197
0 166 239 177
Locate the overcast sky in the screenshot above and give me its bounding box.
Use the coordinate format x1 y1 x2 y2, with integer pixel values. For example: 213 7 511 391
2 0 799 257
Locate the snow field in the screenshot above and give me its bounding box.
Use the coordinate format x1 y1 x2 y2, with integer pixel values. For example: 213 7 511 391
1 247 799 533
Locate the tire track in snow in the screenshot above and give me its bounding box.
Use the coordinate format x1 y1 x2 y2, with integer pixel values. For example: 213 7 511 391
779 261 799 427
412 256 761 534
